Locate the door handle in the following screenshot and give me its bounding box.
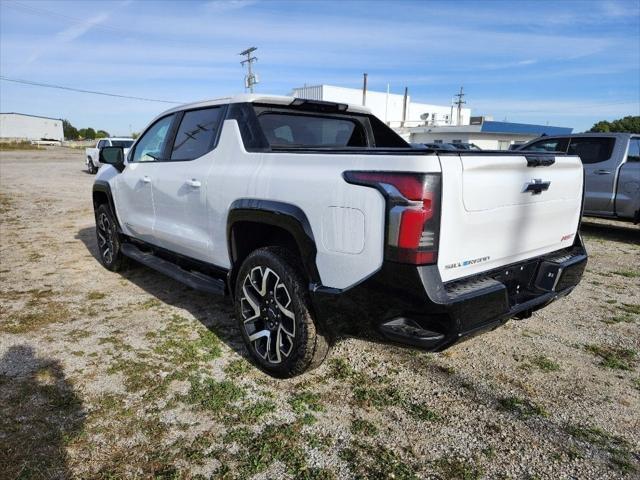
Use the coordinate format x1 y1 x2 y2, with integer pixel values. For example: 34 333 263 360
141 176 151 183
187 179 201 188
593 169 612 175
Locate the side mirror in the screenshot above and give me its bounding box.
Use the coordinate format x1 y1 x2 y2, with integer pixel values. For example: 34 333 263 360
99 146 125 172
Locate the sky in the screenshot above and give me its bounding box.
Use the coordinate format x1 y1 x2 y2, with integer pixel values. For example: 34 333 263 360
1 0 639 135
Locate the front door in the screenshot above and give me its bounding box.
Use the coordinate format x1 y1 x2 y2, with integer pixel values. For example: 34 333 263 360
114 113 175 243
567 137 618 214
151 106 225 262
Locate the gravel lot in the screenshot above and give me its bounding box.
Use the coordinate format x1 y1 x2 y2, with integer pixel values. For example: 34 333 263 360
1 147 639 479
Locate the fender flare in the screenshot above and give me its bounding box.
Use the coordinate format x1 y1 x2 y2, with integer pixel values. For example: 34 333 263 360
226 199 320 284
92 181 121 229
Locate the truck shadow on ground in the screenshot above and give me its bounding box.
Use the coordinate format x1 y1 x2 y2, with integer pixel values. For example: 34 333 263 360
580 220 640 244
75 227 385 360
0 345 85 480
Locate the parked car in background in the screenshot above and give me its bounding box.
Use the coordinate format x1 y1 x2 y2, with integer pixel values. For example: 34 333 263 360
450 142 482 150
86 137 134 174
92 94 587 377
518 133 640 223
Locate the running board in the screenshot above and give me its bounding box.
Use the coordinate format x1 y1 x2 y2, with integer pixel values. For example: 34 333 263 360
121 243 225 295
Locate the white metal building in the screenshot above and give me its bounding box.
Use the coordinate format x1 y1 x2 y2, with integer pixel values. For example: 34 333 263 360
0 112 64 142
290 85 471 127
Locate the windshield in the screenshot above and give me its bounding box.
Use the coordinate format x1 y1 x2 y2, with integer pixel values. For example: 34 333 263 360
111 140 134 148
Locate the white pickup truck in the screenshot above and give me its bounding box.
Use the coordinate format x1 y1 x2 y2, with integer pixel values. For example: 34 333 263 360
86 137 134 174
92 95 588 377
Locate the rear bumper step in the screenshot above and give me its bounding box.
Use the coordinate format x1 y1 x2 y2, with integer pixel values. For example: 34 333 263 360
121 243 225 295
310 241 587 352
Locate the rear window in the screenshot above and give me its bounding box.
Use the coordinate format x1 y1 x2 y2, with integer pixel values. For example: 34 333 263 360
257 113 367 148
567 137 615 164
111 140 133 148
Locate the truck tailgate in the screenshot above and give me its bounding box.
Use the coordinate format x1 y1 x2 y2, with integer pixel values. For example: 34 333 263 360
438 153 583 282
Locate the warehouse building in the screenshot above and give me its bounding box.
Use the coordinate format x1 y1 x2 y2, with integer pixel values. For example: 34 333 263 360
401 116 573 150
290 84 471 127
0 112 64 142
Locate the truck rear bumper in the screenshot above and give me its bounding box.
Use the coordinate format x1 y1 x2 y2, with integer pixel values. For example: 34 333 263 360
310 239 587 351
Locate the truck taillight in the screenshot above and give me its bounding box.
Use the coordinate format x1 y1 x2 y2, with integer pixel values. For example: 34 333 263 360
344 171 441 265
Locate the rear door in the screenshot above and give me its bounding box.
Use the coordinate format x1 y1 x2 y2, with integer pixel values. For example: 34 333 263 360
114 114 175 242
151 106 225 262
567 136 618 214
437 152 583 282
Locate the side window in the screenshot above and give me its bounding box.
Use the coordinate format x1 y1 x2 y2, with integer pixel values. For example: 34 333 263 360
567 137 615 164
97 140 105 149
626 138 640 162
522 138 569 152
131 114 175 163
170 107 224 161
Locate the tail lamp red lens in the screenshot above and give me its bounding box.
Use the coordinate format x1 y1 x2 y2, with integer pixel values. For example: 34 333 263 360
343 171 441 265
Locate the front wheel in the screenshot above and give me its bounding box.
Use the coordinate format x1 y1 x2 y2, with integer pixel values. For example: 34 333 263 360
95 204 126 271
234 247 329 377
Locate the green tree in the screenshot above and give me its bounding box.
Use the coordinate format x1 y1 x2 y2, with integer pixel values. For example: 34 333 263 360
590 116 640 133
84 128 96 140
96 130 110 138
62 119 78 140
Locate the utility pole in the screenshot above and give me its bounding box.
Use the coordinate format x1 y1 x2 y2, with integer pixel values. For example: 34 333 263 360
454 86 466 126
362 73 368 106
401 87 408 127
240 47 258 93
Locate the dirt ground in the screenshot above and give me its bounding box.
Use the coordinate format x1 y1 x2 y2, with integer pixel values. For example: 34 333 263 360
1 147 638 480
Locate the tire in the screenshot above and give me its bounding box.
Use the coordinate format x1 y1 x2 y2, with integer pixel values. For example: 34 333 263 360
95 204 126 272
234 247 330 377
88 158 97 174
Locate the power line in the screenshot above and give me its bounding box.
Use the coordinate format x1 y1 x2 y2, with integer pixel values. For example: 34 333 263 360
0 76 181 104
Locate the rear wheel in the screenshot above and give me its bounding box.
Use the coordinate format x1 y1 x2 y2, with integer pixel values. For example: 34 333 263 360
88 157 97 174
95 204 126 271
234 247 329 377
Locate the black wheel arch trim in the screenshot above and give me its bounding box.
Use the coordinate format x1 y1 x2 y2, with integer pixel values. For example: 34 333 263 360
92 181 121 229
227 199 320 289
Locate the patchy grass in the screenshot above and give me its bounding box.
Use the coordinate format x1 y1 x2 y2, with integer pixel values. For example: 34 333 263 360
612 269 640 279
327 357 355 380
436 456 484 480
289 391 325 414
353 385 404 409
585 344 636 371
86 291 106 301
223 358 253 376
351 418 378 437
530 355 561 372
106 358 162 394
566 424 636 474
602 313 634 325
339 440 417 480
498 396 548 418
0 141 42 150
618 303 640 315
224 420 334 478
139 298 162 309
405 402 440 422
185 377 245 413
1 300 70 334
